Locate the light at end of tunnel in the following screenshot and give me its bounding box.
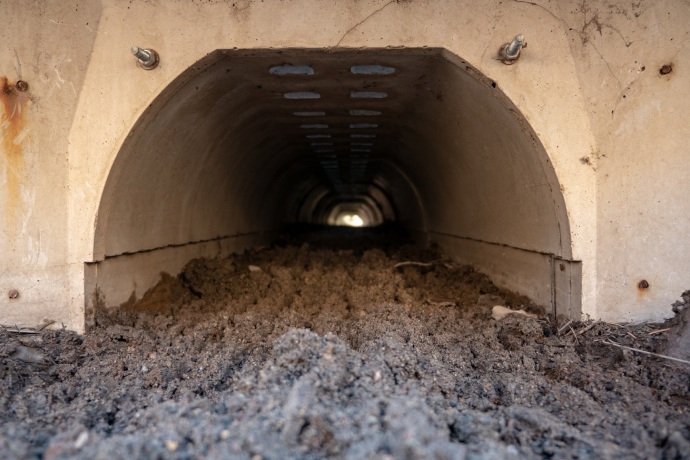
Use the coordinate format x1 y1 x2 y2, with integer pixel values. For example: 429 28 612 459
335 212 365 227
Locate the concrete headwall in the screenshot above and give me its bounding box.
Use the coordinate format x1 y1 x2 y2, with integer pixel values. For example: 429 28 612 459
0 0 687 332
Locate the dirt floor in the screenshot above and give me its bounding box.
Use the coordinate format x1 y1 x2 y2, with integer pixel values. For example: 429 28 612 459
1 227 689 459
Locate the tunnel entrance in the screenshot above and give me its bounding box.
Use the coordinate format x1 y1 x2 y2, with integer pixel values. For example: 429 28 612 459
88 48 580 326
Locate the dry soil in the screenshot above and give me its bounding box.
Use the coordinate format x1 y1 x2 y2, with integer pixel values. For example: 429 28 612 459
1 227 689 459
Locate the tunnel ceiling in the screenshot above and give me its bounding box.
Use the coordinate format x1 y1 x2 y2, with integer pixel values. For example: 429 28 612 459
95 48 571 262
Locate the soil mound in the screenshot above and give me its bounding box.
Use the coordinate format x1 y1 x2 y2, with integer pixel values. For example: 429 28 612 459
1 232 689 459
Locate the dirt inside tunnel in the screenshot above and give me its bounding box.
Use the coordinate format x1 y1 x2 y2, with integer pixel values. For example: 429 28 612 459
1 227 689 459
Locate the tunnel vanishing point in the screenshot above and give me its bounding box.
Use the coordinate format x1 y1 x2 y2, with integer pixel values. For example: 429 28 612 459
0 0 688 333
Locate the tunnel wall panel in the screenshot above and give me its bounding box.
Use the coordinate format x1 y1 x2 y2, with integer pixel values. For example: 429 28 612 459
405 54 570 258
432 233 555 310
84 232 273 327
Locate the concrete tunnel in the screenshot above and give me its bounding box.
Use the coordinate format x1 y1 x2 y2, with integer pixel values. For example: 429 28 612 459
87 48 580 325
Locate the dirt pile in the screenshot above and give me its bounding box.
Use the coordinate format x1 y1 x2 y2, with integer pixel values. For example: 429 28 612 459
665 291 690 361
1 232 689 459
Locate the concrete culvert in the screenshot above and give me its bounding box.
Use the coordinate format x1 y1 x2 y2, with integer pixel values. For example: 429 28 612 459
89 48 580 322
3 2 690 456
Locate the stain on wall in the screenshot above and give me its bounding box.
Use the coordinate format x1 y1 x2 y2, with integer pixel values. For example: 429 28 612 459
0 76 29 231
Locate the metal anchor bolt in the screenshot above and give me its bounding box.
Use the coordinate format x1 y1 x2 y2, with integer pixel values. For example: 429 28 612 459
131 46 159 70
499 34 526 65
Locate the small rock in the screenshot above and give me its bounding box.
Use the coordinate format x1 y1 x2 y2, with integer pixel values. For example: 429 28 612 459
165 439 179 451
74 432 89 449
248 265 262 273
492 305 537 321
522 355 536 371
11 345 50 365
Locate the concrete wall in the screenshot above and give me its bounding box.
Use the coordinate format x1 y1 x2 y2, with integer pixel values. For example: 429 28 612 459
1 2 103 330
0 0 687 332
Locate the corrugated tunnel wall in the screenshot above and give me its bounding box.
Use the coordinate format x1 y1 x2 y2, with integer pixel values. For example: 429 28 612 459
87 48 580 326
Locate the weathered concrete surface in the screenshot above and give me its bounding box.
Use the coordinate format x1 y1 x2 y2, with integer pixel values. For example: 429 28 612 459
0 2 102 330
0 0 687 332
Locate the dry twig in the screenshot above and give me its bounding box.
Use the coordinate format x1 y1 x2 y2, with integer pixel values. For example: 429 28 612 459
565 321 597 338
394 260 453 269
575 322 597 336
0 325 39 335
601 340 690 366
425 300 456 307
648 327 672 336
0 319 54 334
557 320 573 335
38 320 56 331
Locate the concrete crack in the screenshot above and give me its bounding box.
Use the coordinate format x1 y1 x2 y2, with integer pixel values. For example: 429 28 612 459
581 13 603 43
13 49 22 79
480 9 503 64
334 0 397 48
514 0 631 48
588 40 622 91
582 14 632 47
605 23 633 47
670 38 690 60
611 78 637 118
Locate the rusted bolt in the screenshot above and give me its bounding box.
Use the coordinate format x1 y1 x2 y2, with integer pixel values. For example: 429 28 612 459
659 64 672 75
499 34 526 65
559 263 566 271
638 280 650 289
15 80 29 92
131 46 159 70
8 289 19 299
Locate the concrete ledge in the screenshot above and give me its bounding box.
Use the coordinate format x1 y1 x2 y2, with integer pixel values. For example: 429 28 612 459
84 232 274 328
0 265 77 330
431 232 582 318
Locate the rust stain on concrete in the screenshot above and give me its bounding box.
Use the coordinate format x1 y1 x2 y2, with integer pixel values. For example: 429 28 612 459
1 76 29 230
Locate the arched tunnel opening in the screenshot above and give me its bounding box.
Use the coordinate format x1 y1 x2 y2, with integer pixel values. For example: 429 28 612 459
88 48 581 324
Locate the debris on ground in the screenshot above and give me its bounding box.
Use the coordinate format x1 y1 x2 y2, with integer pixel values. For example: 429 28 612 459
1 228 688 459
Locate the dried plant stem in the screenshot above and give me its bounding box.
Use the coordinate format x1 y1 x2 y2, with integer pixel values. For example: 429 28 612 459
601 340 690 366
